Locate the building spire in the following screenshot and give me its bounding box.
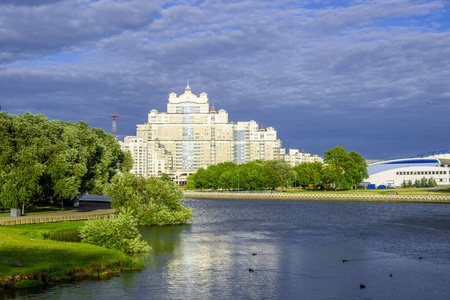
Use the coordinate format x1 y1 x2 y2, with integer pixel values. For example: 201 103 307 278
186 80 191 91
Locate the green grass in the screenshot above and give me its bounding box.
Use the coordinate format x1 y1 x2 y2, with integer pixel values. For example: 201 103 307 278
0 221 143 281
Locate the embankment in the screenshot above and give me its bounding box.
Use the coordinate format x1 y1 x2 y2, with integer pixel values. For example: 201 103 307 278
184 191 450 204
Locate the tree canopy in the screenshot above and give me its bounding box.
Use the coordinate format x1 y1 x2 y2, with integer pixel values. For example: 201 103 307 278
323 146 368 190
0 112 132 209
104 173 192 225
188 147 368 191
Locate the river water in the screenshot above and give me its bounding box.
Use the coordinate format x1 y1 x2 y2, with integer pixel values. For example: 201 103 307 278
10 198 450 299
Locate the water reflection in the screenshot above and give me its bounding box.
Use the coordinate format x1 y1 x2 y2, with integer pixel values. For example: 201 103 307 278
8 198 450 300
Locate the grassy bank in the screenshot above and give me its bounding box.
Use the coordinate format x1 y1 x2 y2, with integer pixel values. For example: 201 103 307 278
0 221 143 290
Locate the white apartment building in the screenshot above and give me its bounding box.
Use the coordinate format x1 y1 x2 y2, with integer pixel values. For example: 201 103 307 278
121 84 285 184
285 149 323 166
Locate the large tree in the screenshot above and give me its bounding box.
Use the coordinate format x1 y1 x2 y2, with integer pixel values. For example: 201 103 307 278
293 161 325 187
0 112 131 210
323 146 368 190
105 172 192 225
263 159 295 188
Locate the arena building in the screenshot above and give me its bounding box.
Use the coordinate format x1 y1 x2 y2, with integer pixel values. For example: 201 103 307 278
367 150 450 187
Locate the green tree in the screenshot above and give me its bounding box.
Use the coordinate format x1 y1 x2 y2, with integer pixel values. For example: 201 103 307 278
0 112 131 210
420 177 428 187
323 146 368 190
105 172 192 225
192 168 208 190
323 146 351 190
80 208 150 253
264 159 295 188
293 162 325 187
263 164 281 190
218 170 235 190
348 151 368 187
427 178 437 187
160 173 171 182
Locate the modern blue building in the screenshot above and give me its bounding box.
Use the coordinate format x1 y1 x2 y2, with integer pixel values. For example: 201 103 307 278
367 151 450 187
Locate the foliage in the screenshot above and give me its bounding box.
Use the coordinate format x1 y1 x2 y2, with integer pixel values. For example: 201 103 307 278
105 172 192 225
402 177 437 188
293 161 325 187
160 173 171 182
263 159 295 188
190 161 283 191
323 146 368 190
0 112 130 210
188 149 367 191
80 209 150 253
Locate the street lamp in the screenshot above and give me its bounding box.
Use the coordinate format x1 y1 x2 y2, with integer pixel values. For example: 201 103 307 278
361 172 363 195
238 174 239 193
294 174 297 193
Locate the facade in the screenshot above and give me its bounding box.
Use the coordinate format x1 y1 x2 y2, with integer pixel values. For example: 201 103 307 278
121 84 287 184
285 149 323 166
367 153 450 187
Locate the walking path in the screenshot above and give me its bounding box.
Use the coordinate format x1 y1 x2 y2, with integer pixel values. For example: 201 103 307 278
0 202 115 226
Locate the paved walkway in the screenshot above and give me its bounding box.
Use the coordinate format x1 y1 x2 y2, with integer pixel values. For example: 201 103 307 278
0 202 116 226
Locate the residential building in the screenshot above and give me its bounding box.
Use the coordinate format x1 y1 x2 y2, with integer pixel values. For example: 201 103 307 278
120 84 287 184
285 149 323 166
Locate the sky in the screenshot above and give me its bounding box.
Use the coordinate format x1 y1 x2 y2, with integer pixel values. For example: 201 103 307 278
1 0 449 160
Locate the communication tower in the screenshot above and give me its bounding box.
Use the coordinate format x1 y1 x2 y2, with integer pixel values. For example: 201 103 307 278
110 108 119 139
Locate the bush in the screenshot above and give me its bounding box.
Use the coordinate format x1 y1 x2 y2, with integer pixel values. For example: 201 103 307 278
105 173 192 225
79 208 150 253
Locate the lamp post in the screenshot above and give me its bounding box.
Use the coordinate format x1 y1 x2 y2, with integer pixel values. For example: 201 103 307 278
294 174 297 193
237 174 240 192
361 172 363 195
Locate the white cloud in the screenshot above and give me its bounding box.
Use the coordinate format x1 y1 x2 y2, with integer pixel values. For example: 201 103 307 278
0 0 449 158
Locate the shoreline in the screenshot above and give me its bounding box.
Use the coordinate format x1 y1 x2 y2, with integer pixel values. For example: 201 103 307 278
0 266 143 292
0 219 144 293
183 191 450 204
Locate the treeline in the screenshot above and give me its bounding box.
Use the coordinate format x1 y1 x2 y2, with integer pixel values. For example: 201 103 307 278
188 146 368 191
401 178 437 188
0 112 132 210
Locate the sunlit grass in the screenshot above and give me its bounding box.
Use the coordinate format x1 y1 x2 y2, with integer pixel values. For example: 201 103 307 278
0 221 142 278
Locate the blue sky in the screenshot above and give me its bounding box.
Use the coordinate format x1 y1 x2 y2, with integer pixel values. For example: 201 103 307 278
1 0 449 160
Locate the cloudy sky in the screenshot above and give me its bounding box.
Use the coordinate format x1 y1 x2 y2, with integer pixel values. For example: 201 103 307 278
1 0 449 160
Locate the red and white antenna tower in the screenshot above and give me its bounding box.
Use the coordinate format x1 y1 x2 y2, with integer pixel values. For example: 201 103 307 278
110 107 119 139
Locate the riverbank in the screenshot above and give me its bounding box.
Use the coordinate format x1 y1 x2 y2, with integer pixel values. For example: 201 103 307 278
0 221 143 292
184 190 450 204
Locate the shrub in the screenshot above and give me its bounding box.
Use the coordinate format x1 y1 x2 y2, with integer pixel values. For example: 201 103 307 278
105 173 192 225
79 208 150 253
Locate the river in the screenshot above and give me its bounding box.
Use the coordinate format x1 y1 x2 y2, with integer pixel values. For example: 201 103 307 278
10 198 450 299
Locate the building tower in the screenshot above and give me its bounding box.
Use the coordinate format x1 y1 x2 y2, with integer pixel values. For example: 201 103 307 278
110 108 119 139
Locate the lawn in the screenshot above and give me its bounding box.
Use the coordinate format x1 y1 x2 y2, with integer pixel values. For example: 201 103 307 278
0 221 143 288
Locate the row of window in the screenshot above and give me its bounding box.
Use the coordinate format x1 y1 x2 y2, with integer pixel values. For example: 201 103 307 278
396 171 447 175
